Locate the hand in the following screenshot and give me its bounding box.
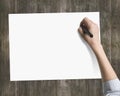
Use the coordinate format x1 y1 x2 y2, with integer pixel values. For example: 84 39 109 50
78 17 101 49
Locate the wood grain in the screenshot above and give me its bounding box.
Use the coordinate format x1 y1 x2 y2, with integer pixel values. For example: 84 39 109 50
111 0 120 79
0 0 119 96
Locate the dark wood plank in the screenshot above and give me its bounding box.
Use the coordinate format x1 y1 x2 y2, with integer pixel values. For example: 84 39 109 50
0 0 16 96
99 0 112 61
15 81 57 96
111 0 120 79
57 80 71 96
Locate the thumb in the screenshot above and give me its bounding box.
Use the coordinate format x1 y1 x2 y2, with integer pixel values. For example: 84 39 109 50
78 27 84 37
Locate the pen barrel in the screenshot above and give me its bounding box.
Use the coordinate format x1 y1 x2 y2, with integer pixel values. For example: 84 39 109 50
81 25 93 38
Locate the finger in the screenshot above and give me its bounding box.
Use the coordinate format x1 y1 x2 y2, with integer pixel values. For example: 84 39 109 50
84 17 97 26
81 17 95 28
80 19 86 26
78 27 92 41
80 18 89 29
84 17 94 24
78 27 84 37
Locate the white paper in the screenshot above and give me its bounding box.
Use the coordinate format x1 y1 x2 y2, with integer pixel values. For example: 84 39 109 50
9 12 101 81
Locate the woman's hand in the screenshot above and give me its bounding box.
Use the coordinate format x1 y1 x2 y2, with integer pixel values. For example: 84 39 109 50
78 17 101 49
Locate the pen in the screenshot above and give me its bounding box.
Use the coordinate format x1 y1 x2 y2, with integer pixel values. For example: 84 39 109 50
81 24 93 38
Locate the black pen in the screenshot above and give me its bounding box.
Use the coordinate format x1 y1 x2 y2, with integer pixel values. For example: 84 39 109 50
81 24 93 38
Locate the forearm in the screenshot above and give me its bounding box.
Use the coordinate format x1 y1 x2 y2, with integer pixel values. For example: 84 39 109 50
79 18 120 96
91 44 118 82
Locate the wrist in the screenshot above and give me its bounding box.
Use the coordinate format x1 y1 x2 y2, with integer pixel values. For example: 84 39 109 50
90 43 103 54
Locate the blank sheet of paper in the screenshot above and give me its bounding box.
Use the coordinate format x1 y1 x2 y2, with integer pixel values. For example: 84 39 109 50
9 12 101 81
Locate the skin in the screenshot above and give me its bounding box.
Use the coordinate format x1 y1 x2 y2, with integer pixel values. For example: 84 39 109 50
78 17 118 82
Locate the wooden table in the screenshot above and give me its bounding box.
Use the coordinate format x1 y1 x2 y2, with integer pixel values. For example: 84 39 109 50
0 0 120 96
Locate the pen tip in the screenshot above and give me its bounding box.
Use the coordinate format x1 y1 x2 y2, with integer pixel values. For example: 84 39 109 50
90 34 93 38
